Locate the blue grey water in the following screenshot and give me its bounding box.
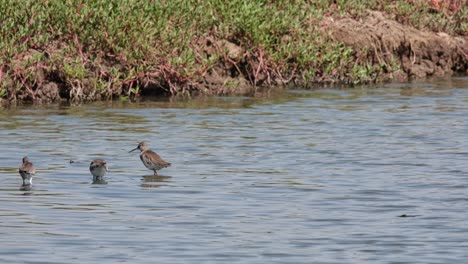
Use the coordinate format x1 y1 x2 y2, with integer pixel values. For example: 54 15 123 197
0 77 467 263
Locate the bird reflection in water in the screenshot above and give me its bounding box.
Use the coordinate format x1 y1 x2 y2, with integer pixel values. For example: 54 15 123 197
92 178 108 185
140 175 171 188
19 184 33 194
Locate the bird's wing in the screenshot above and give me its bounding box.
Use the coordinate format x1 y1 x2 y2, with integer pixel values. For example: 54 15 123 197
19 163 35 174
89 163 99 170
146 150 171 166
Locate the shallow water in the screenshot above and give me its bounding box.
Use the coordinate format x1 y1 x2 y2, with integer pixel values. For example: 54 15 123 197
1 77 467 263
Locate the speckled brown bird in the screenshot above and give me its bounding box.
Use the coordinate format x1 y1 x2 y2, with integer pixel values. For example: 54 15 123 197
89 159 108 181
19 156 36 186
129 142 171 176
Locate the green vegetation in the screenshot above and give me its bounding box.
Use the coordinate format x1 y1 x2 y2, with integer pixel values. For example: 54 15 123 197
0 0 466 102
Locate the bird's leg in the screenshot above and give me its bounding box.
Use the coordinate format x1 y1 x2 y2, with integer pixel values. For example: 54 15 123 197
153 170 158 176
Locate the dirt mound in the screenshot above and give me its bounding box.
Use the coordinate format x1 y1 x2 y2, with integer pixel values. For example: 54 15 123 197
321 10 467 81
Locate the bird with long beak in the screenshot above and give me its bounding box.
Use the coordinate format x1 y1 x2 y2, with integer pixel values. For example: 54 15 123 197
129 142 171 176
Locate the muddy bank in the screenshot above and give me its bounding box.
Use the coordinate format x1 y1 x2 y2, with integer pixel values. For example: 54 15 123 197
1 10 467 104
204 11 467 90
320 11 467 82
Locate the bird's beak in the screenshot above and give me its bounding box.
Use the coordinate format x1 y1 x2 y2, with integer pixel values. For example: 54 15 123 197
105 164 108 172
129 147 138 153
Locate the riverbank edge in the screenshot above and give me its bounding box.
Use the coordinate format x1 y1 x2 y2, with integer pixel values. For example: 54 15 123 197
0 9 467 104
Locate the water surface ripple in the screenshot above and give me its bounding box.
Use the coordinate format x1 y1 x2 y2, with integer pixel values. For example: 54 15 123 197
1 77 467 263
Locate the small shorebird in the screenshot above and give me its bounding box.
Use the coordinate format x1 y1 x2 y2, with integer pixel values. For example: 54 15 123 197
129 142 171 176
19 156 36 186
89 159 108 181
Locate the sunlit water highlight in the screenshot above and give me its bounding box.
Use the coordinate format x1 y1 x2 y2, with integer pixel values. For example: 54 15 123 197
1 77 467 263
